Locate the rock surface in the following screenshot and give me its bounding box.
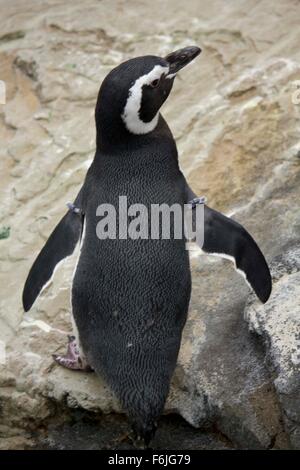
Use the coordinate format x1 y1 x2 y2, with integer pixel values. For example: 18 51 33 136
0 0 299 449
245 247 300 449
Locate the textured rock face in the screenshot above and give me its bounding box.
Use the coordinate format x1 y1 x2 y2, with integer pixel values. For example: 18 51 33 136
245 247 300 449
0 0 299 449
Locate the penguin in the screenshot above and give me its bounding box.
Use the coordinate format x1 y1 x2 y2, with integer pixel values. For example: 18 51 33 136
22 46 272 447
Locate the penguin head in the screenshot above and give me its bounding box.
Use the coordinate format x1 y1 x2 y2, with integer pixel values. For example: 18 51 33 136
95 46 201 147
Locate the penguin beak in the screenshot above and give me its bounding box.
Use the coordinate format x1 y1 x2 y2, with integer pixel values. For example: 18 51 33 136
165 46 201 76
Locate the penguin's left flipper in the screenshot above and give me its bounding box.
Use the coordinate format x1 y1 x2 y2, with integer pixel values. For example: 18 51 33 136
22 199 84 312
185 182 272 303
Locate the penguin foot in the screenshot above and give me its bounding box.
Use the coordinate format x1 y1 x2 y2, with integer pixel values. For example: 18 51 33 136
53 335 93 372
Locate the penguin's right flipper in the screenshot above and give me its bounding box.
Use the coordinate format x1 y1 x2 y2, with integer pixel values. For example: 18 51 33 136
22 193 84 312
201 206 272 303
184 181 272 303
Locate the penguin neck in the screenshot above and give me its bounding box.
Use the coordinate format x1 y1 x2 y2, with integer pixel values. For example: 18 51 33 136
95 113 172 153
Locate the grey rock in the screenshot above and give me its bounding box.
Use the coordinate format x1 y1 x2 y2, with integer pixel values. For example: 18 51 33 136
245 245 300 449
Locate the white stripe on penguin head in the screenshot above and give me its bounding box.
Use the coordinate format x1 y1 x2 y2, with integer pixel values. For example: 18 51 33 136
121 65 169 135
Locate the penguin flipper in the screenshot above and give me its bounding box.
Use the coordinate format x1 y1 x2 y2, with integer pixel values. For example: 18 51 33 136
185 182 272 303
22 197 84 312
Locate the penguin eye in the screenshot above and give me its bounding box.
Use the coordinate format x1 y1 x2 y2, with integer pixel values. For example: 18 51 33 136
150 78 160 88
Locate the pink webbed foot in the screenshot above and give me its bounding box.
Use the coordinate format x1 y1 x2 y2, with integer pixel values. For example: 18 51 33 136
53 335 93 372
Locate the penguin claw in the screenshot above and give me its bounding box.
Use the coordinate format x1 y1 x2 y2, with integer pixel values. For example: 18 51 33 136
52 354 81 370
53 337 93 372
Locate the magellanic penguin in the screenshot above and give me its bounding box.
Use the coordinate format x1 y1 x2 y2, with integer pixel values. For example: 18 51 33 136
22 46 272 447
